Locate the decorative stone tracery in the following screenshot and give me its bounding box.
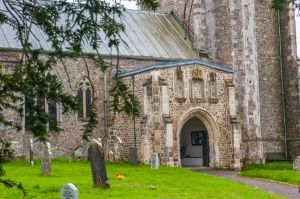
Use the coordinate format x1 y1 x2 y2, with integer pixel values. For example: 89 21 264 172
175 67 185 102
208 72 218 103
190 68 205 102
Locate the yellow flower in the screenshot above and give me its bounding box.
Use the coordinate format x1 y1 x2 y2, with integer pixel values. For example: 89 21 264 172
116 173 125 180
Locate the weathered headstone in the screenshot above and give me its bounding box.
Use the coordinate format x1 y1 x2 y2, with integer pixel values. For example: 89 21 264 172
61 183 78 199
29 138 34 166
129 147 138 165
114 137 124 162
101 138 109 160
151 152 159 169
293 156 300 170
108 150 115 162
41 142 52 175
88 139 110 189
74 146 86 160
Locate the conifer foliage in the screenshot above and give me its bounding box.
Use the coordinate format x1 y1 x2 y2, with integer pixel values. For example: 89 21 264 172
0 138 26 196
0 0 157 192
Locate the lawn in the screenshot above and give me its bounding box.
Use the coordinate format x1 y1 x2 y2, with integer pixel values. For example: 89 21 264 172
0 159 283 199
239 162 300 185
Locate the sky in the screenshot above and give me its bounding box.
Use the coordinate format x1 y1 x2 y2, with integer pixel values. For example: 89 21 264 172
296 14 300 57
120 0 137 9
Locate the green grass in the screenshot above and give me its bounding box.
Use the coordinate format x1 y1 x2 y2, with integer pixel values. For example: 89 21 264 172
239 162 300 185
0 159 283 199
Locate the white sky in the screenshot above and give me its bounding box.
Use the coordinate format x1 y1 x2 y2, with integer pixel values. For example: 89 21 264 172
296 13 300 57
120 0 137 9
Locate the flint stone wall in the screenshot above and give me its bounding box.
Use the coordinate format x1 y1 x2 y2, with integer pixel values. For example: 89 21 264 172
0 51 155 158
111 63 234 167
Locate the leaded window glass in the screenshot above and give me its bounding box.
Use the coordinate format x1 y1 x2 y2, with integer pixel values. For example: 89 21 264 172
77 77 92 119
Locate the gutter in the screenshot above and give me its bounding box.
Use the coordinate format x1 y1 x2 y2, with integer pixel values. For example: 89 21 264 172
0 47 193 62
277 10 288 159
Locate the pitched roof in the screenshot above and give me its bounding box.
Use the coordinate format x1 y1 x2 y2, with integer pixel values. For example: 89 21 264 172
0 4 198 60
115 59 234 78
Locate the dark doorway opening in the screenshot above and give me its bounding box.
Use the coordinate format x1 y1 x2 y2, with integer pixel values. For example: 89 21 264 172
180 117 209 167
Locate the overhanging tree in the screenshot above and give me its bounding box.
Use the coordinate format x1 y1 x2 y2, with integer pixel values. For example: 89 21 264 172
272 0 300 10
0 0 157 193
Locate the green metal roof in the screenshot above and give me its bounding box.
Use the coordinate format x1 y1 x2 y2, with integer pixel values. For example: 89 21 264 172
0 5 198 60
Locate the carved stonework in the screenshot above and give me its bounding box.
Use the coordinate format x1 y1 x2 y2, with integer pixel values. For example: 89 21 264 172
209 72 218 102
175 97 186 103
209 72 216 81
143 77 152 86
225 79 234 87
192 68 203 81
176 67 183 80
107 115 115 127
190 68 205 101
159 76 168 85
209 98 219 103
190 98 205 103
175 67 185 100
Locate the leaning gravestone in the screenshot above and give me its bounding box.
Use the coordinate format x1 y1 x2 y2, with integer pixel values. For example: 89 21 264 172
61 183 78 199
293 156 300 170
151 153 159 169
88 139 110 189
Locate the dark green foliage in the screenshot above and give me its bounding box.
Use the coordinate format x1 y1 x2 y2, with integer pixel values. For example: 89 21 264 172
138 0 159 11
110 79 140 117
82 102 98 141
272 0 286 10
0 0 156 193
272 0 300 10
0 0 155 142
0 138 26 196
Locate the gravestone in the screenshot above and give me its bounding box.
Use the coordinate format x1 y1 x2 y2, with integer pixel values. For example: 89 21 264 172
293 156 300 170
88 139 110 189
108 150 115 162
41 142 52 175
29 139 34 166
61 183 78 199
114 137 124 162
74 146 84 159
129 147 138 165
151 153 159 169
74 145 88 160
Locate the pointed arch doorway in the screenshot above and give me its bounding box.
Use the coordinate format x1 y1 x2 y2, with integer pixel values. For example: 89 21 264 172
180 117 209 167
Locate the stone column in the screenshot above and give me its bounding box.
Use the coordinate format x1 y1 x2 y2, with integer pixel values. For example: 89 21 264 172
164 122 174 166
226 80 241 170
151 71 163 154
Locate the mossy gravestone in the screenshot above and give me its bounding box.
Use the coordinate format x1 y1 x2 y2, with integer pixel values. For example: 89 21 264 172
88 139 110 189
293 156 300 170
151 153 159 169
61 183 78 199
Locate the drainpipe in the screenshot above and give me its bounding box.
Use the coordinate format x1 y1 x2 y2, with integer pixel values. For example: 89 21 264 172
104 71 108 138
277 10 288 159
132 75 137 149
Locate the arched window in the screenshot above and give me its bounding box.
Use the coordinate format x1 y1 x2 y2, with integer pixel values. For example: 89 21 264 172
24 96 60 132
77 77 92 119
24 68 61 132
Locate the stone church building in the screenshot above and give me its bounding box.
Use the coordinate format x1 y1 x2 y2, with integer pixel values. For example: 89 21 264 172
1 1 300 169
